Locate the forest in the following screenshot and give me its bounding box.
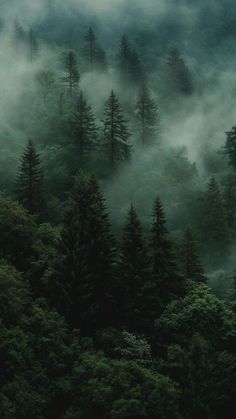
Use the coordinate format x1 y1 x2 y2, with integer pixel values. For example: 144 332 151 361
0 0 236 418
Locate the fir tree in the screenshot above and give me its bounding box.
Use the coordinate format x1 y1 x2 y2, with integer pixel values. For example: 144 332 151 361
129 48 143 86
224 174 236 232
28 28 39 62
81 27 107 72
118 35 143 86
135 82 160 147
103 90 132 171
71 91 98 168
118 35 132 79
16 139 45 216
117 205 150 331
225 126 236 170
179 226 206 283
150 198 184 308
62 51 80 98
204 177 228 253
60 173 114 332
162 48 194 99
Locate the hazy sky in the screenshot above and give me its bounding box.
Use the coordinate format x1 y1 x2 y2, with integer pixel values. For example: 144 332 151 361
0 0 196 25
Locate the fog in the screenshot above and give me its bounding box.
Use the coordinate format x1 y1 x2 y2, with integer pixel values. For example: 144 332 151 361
0 0 235 278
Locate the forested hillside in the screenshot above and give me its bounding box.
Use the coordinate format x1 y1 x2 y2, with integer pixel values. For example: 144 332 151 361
0 1 236 418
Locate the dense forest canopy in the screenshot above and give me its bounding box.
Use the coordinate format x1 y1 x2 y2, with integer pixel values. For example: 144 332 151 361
0 0 236 418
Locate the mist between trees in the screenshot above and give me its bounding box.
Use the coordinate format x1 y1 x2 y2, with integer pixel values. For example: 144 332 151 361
0 1 236 418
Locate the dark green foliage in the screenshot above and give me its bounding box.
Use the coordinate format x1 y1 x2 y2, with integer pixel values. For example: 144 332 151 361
224 174 236 232
28 223 60 296
156 284 235 349
161 48 194 99
59 173 114 331
118 35 143 87
103 90 132 171
136 82 160 147
150 198 185 309
203 177 228 254
1 12 236 419
179 226 206 283
155 285 236 419
62 51 80 98
71 91 98 169
0 261 30 326
64 351 181 419
168 48 194 95
0 197 36 270
225 126 236 170
81 27 107 72
115 331 152 365
0 298 80 419
117 205 150 331
16 139 45 217
161 336 236 419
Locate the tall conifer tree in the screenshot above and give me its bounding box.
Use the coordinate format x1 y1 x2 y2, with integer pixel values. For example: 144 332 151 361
60 173 114 332
118 35 143 87
179 226 206 283
81 27 107 72
16 139 45 217
71 91 98 168
161 48 194 100
117 205 150 331
224 174 236 232
225 126 236 170
167 48 194 95
63 51 80 98
136 82 160 147
150 198 184 308
204 177 228 253
103 90 132 171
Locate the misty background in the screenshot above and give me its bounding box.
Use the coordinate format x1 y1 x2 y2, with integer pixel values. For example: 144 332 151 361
0 0 236 292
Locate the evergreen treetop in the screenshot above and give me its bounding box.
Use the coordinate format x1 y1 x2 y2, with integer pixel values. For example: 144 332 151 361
16 139 45 217
136 82 160 147
179 225 206 283
103 90 132 171
71 91 98 168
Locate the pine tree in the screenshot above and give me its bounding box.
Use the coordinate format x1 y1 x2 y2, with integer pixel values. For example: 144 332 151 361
224 174 236 232
62 51 80 98
129 48 143 86
225 126 236 170
162 48 194 99
118 35 143 87
150 198 184 308
117 205 150 331
136 82 160 147
118 35 132 79
60 173 114 332
28 28 39 62
81 27 107 72
71 91 98 167
103 90 132 171
179 226 206 283
204 177 228 254
16 139 45 216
